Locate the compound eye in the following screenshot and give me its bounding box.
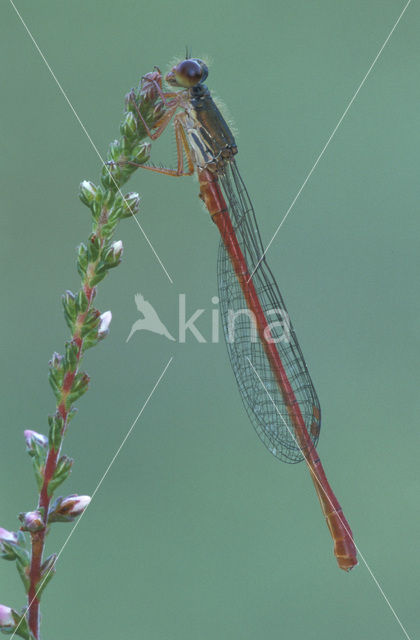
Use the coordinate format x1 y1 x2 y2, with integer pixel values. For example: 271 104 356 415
176 59 204 87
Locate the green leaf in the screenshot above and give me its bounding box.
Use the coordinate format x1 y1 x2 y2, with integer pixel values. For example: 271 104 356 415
89 271 107 287
87 234 101 262
101 218 119 237
76 289 89 314
48 353 64 400
16 560 30 592
16 531 28 549
36 565 56 600
102 189 116 208
48 373 61 402
107 202 122 223
47 456 73 497
76 243 88 277
80 327 99 351
66 372 90 405
91 199 102 220
0 540 18 561
11 610 31 639
120 110 138 137
64 340 79 373
48 413 63 450
32 461 44 492
1 538 30 564
37 553 57 596
80 308 100 337
40 553 57 577
66 407 78 424
62 290 77 330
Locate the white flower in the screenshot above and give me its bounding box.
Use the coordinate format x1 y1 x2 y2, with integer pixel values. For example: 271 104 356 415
105 241 123 266
79 180 98 203
124 192 140 208
24 429 48 449
0 605 14 628
98 311 112 336
111 240 123 254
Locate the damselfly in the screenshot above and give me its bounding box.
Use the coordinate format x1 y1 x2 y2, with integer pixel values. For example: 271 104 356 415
125 58 357 571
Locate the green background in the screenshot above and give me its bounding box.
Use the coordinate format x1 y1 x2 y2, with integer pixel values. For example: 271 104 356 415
1 1 419 638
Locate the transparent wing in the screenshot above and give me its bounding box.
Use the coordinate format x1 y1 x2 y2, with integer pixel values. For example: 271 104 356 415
217 160 321 463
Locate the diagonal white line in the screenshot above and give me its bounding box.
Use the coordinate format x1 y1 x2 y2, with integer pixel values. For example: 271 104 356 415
246 356 412 640
9 0 174 285
11 357 173 639
247 0 412 283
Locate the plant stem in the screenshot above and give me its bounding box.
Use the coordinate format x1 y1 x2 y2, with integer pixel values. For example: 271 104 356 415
22 68 164 639
27 253 100 637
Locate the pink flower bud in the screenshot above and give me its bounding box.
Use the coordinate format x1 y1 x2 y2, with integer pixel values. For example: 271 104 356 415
58 495 91 517
24 430 48 450
0 528 17 544
0 605 14 628
20 511 44 533
0 529 18 560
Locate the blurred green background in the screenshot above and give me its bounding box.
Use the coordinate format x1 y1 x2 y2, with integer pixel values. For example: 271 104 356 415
1 1 419 638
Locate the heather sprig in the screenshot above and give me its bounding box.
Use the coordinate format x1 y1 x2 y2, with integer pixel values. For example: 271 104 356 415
0 69 165 640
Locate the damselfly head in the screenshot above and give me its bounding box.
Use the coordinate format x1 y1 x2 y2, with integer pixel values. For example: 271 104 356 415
166 58 208 88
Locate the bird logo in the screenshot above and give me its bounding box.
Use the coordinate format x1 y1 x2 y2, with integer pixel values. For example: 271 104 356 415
126 293 176 342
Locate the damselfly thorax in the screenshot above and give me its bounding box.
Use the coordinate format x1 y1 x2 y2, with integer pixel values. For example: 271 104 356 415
179 84 238 172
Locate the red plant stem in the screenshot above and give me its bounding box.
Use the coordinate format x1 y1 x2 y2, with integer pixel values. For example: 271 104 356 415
27 282 96 638
25 79 161 638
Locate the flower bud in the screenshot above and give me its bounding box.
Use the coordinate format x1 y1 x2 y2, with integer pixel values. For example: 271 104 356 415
121 191 141 218
107 139 122 162
79 180 98 206
24 430 48 451
120 110 137 136
0 529 18 560
98 311 112 339
50 351 64 371
0 528 17 544
0 605 14 630
104 241 123 269
60 495 91 516
132 142 150 164
49 495 91 522
0 605 30 637
19 511 44 533
110 240 123 258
